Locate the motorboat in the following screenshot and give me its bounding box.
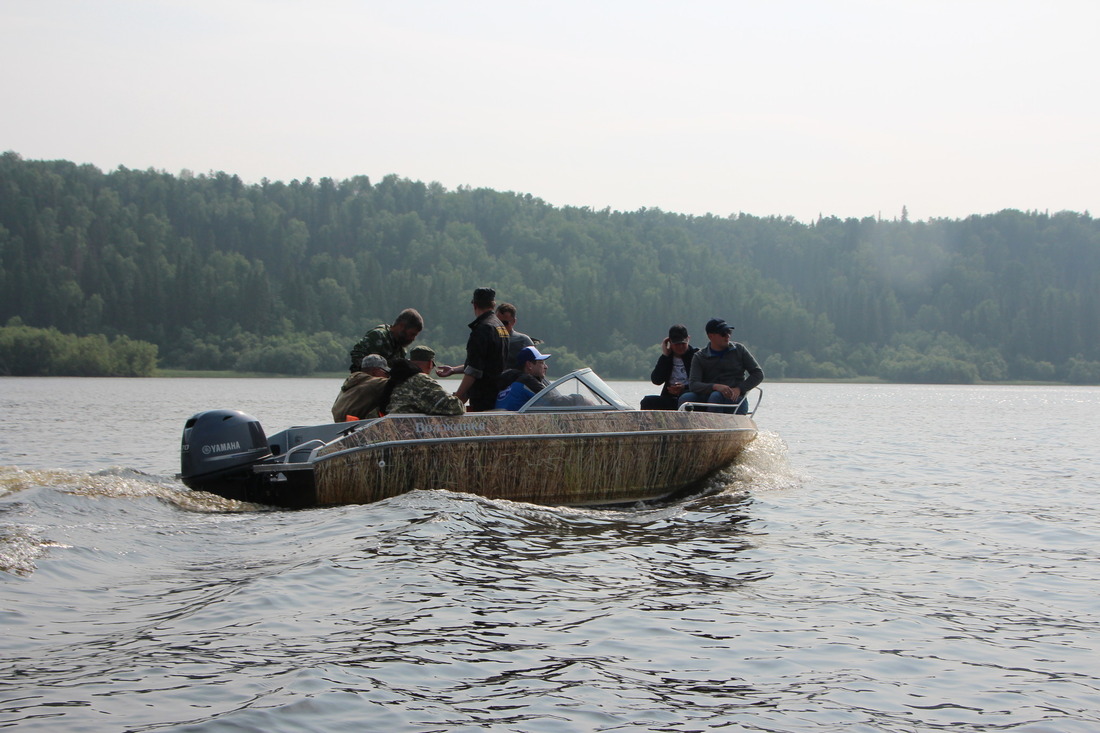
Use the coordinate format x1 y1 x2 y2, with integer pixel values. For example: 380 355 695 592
179 368 759 508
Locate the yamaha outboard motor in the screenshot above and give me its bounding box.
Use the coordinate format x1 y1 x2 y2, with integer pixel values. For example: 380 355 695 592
180 409 272 500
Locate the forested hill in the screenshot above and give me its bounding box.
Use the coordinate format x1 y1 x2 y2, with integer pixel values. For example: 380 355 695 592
2 151 1098 382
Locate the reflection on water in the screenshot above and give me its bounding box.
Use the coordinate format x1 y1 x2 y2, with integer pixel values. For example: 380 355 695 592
2 379 1100 731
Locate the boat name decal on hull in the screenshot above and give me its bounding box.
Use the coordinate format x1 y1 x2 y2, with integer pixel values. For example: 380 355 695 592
414 422 487 435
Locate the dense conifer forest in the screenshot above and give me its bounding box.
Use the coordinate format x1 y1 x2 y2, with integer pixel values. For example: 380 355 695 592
2 151 1098 382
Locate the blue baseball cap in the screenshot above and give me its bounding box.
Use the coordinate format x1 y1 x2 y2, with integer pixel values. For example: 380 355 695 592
516 346 551 365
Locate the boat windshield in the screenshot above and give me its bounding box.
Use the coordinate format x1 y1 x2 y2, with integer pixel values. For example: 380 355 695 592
518 368 631 412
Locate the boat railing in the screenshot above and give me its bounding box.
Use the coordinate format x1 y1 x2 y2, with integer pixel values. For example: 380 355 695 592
267 420 369 458
676 387 762 417
284 438 328 464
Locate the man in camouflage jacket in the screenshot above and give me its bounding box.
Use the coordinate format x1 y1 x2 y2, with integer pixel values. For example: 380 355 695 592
348 308 424 371
386 373 465 416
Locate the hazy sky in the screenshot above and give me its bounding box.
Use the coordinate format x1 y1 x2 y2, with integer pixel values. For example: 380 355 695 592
4 0 1097 222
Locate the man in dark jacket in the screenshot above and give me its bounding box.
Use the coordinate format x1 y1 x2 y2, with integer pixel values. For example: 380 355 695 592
436 287 509 411
641 324 698 410
679 318 764 414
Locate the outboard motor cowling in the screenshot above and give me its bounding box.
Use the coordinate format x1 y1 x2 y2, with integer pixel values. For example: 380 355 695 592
180 409 272 498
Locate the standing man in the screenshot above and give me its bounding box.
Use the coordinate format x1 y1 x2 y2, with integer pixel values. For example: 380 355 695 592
641 324 699 410
496 302 535 369
678 318 764 414
348 308 424 372
436 287 508 411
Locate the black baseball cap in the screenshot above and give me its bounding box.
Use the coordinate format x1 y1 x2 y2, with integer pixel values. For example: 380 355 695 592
705 318 733 335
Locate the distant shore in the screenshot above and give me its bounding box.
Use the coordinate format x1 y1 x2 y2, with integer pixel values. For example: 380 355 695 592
147 369 1071 386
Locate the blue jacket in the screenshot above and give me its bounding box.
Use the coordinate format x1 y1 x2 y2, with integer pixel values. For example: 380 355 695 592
496 381 536 411
495 369 550 411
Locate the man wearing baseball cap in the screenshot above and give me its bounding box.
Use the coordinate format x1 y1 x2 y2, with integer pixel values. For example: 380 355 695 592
677 318 763 414
330 354 390 422
408 345 437 375
641 323 699 410
495 345 552 411
435 287 509 411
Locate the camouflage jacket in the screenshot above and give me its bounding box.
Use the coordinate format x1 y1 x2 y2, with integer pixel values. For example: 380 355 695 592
386 374 465 416
349 324 406 371
331 373 388 422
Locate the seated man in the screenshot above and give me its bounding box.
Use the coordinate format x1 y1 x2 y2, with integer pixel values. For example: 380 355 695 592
384 359 465 416
331 354 390 422
408 344 438 375
678 318 763 414
495 346 552 411
641 324 698 410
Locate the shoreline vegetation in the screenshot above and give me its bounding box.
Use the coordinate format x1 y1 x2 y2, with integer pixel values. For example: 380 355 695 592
149 372 1068 386
0 321 1078 386
0 322 157 378
3 152 1099 385
2 364 1071 388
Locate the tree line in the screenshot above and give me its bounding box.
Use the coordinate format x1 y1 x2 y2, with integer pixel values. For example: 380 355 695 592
1 151 1098 383
0 321 157 377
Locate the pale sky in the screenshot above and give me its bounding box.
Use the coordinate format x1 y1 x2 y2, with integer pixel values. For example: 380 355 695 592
3 0 1097 222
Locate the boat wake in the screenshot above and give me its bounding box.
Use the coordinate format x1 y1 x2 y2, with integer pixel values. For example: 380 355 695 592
0 464 265 511
0 464 269 577
716 429 802 493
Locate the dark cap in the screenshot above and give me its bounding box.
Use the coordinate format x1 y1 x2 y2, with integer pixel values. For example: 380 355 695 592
705 318 733 335
668 324 689 344
472 287 496 307
408 345 436 362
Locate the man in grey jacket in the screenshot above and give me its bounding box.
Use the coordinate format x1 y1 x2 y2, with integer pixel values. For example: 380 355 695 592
678 318 764 414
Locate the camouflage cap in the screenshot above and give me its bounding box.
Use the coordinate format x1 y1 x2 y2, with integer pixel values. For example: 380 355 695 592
359 354 390 372
409 345 436 362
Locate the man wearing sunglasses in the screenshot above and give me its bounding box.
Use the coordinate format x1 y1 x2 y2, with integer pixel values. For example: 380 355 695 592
678 318 763 414
496 302 536 369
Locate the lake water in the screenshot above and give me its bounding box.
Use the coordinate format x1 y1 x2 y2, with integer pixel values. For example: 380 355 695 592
2 377 1099 732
